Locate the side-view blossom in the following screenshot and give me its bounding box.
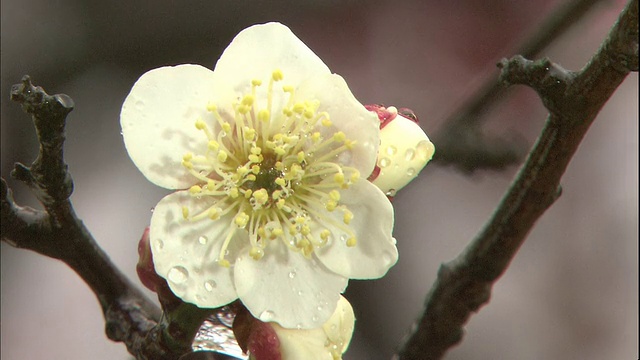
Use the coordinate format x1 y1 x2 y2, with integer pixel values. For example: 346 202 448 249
234 296 355 360
121 22 397 329
366 104 435 196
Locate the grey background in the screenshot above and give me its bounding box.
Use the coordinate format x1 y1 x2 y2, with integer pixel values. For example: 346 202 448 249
1 0 637 359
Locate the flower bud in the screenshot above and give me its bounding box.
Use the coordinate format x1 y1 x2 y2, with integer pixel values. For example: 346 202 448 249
136 227 165 292
233 296 355 360
366 104 435 196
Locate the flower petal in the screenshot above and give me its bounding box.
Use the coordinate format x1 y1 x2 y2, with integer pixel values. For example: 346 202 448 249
150 191 243 307
121 64 224 189
233 240 348 329
295 74 379 177
214 22 330 94
314 180 397 279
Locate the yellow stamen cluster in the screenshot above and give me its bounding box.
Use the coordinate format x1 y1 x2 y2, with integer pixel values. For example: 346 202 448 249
181 70 361 264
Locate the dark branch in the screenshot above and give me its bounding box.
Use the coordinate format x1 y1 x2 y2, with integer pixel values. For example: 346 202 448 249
1 76 209 359
396 0 638 359
433 0 605 172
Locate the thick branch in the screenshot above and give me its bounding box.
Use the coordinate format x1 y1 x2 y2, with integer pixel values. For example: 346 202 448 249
433 0 605 172
396 0 638 359
1 77 196 359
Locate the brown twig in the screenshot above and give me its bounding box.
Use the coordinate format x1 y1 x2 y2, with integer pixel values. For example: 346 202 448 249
396 0 638 358
433 0 605 172
0 76 208 360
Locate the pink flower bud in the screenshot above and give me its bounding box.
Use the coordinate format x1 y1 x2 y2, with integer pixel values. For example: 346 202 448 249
136 227 164 292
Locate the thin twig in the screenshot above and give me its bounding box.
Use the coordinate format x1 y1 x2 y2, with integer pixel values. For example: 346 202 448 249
396 0 638 358
433 0 605 172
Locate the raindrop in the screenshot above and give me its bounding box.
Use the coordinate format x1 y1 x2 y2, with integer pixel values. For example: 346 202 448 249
296 324 303 330
316 305 323 311
339 234 348 242
386 189 397 197
119 131 124 136
195 294 205 302
198 236 208 245
167 266 189 284
135 100 144 110
297 290 304 296
330 324 337 331
150 207 155 213
404 148 415 161
406 167 416 177
312 315 319 322
391 237 397 245
379 157 391 168
259 310 275 322
385 145 397 156
416 140 433 161
288 271 297 279
156 239 164 250
204 280 217 291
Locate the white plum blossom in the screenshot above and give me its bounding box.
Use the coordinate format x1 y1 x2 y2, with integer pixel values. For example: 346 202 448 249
120 22 397 329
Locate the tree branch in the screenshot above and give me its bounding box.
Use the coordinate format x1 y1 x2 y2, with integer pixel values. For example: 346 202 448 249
396 0 638 358
1 76 208 359
433 0 605 172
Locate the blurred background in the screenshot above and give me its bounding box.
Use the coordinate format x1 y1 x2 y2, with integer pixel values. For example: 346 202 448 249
1 0 637 359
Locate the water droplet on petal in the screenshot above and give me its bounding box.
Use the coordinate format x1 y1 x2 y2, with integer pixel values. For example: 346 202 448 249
405 148 415 161
379 157 391 168
150 207 155 213
386 189 397 196
135 100 144 110
198 236 208 245
316 305 323 311
392 237 397 245
259 310 275 322
416 140 433 161
204 280 217 291
406 167 416 177
156 239 164 250
385 145 397 156
167 266 189 284
297 290 303 296
296 324 303 330
312 315 319 322
339 234 348 242
288 271 297 279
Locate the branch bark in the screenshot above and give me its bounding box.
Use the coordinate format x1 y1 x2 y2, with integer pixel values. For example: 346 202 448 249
0 76 212 360
433 0 606 172
396 0 638 358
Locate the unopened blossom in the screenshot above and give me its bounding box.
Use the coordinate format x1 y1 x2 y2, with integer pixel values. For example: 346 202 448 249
121 23 397 329
236 296 355 360
366 104 435 196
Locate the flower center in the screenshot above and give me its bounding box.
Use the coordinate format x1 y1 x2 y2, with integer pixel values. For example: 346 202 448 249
181 70 360 266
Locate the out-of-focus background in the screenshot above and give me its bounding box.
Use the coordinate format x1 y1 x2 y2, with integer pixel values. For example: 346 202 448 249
1 1 637 359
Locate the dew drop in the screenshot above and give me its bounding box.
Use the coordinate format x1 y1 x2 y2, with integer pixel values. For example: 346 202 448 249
198 235 208 245
204 280 217 291
386 189 397 197
297 290 303 296
288 271 297 279
119 131 124 136
195 294 205 302
330 324 337 331
259 310 275 322
404 148 415 161
406 167 416 177
385 145 397 156
339 234 348 242
167 266 189 284
156 239 164 250
392 237 397 245
416 140 433 161
379 157 391 168
316 305 323 311
150 207 155 213
296 324 303 330
312 315 319 322
135 100 144 110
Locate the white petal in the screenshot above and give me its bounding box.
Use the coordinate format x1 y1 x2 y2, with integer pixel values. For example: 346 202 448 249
295 74 379 176
315 180 397 279
273 326 332 360
322 296 355 355
121 64 225 189
214 22 330 94
373 114 435 194
150 191 244 307
233 240 348 329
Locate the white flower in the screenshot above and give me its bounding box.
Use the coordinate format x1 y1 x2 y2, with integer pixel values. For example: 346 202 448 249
367 105 435 196
120 22 397 329
243 295 355 360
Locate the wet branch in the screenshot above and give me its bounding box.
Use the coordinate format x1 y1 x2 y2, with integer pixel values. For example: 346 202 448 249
433 0 605 172
0 76 206 360
396 0 638 359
